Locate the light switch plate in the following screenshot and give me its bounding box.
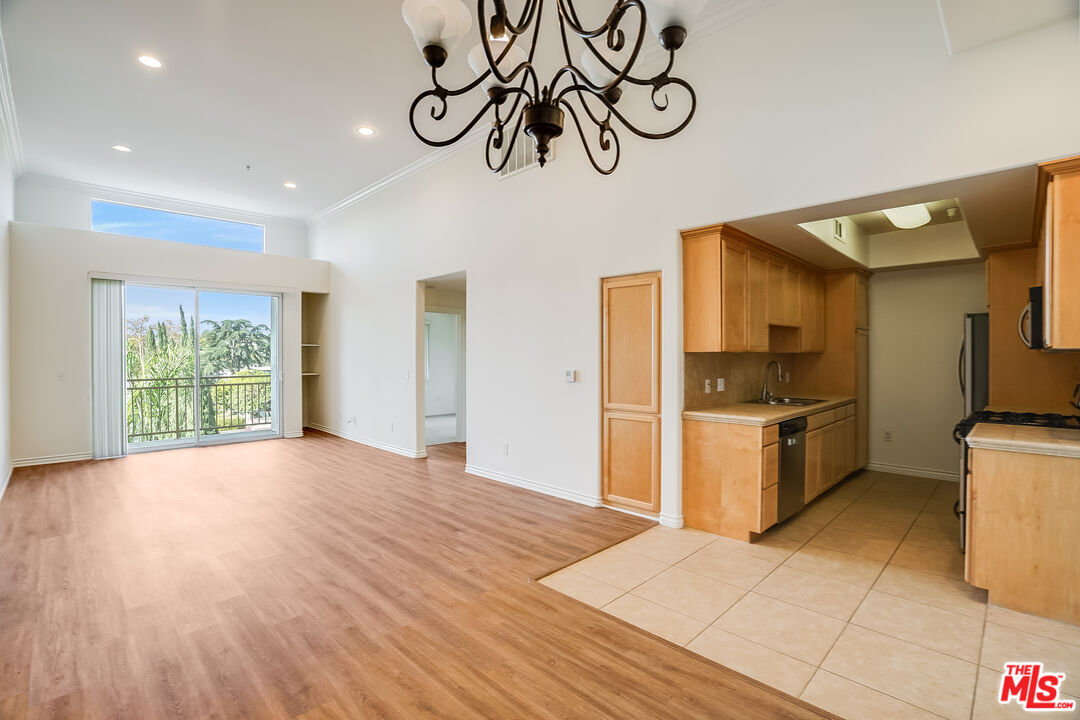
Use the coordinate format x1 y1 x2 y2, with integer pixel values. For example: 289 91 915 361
705 379 711 393
565 369 577 383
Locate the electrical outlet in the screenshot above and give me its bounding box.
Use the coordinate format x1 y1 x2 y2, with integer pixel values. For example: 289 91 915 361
389 421 395 431
785 371 790 383
716 377 725 392
502 442 510 456
705 378 711 393
55 371 65 382
404 369 410 379
883 430 893 442
347 417 356 424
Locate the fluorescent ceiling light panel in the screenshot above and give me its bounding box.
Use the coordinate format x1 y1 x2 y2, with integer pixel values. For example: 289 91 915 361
882 203 931 229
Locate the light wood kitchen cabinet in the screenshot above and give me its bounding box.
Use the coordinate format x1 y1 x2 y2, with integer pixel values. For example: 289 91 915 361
682 224 828 353
855 276 869 331
682 228 751 352
1038 157 1080 349
804 412 856 503
966 441 1080 625
721 239 749 351
800 273 825 352
684 401 856 540
747 251 770 351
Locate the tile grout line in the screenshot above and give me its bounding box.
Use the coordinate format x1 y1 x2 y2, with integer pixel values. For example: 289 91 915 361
968 599 991 720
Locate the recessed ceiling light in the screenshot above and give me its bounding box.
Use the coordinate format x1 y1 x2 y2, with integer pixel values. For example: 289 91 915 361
283 182 297 189
138 55 162 68
356 126 376 136
882 203 931 229
112 145 132 153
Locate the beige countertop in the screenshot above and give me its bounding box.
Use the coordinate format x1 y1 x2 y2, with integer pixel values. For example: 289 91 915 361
966 423 1080 459
682 395 856 426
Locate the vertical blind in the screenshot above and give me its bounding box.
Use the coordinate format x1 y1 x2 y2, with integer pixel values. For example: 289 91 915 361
91 279 125 458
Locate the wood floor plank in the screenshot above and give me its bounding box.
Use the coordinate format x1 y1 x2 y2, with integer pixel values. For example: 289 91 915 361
0 431 836 719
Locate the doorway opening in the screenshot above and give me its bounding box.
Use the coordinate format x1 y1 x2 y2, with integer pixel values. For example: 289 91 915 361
418 272 466 450
120 283 281 453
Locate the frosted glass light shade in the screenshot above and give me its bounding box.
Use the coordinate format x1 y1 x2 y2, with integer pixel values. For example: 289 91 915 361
882 203 932 229
402 0 472 53
467 40 528 92
580 49 615 87
639 0 708 36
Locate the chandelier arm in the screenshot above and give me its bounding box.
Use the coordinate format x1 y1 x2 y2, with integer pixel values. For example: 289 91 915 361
558 97 619 174
485 110 527 173
556 77 696 140
556 0 642 41
549 0 647 98
493 0 540 37
408 86 532 147
478 0 542 86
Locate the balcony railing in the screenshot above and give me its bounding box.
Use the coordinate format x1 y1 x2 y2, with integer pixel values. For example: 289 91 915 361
126 373 272 442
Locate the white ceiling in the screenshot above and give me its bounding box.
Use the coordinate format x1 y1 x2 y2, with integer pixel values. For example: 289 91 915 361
0 0 776 221
936 0 1078 54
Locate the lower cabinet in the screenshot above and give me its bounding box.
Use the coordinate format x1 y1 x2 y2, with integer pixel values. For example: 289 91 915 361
683 403 857 540
804 414 856 503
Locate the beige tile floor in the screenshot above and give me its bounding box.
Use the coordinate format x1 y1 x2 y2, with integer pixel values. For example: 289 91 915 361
540 470 1080 720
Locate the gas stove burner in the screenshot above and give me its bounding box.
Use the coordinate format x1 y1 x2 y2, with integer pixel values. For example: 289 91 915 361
957 410 1080 436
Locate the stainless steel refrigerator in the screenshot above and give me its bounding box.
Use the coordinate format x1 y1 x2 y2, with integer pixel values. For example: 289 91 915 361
959 313 989 416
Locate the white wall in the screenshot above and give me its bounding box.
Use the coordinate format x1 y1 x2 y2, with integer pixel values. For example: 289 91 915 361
307 0 1079 524
424 312 458 416
9 222 329 464
868 263 987 479
0 123 12 495
14 174 309 258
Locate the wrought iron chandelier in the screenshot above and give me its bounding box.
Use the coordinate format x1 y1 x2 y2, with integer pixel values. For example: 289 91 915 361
402 0 707 174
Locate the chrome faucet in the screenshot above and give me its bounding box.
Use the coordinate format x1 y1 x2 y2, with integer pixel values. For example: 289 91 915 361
760 360 783 402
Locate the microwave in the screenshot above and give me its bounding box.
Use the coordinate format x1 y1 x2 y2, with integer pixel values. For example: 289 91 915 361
1019 286 1044 350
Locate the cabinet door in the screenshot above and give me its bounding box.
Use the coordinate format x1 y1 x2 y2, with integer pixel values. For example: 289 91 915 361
804 428 823 502
799 272 824 352
784 266 802 326
721 239 749 352
603 273 661 414
682 233 720 351
747 251 770 351
845 418 856 475
1049 170 1080 348
855 276 869 331
767 260 785 325
855 331 869 468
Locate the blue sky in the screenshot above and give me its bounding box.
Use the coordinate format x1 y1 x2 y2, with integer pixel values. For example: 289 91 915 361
91 200 264 253
126 287 272 329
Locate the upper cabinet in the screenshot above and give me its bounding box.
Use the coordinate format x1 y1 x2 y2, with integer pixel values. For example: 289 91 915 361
682 225 825 353
1039 157 1080 350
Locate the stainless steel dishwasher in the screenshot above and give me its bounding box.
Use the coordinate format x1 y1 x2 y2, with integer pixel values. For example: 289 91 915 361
777 417 807 523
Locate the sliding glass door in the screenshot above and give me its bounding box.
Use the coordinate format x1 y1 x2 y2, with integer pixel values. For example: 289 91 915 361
123 284 280 451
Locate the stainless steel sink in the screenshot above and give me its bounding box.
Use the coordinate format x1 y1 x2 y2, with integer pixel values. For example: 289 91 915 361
752 397 824 406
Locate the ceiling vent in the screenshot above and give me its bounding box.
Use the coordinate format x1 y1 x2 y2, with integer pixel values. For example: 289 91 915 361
499 134 553 179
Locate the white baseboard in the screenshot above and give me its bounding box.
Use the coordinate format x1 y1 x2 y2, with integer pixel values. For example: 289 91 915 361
11 452 94 468
283 430 304 439
465 464 603 508
305 423 427 459
866 461 959 482
0 465 11 503
659 513 684 529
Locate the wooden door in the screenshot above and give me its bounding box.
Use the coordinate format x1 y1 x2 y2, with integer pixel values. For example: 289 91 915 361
721 240 748 351
602 272 661 514
747 251 769 351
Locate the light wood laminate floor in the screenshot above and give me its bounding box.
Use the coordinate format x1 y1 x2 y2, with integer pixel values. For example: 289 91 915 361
0 431 837 719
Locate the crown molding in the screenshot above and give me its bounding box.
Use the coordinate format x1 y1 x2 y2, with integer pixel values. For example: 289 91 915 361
0 22 25 177
308 0 783 225
308 127 488 225
18 173 304 227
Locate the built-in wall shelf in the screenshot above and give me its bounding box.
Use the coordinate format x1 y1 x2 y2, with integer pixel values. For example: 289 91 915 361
302 372 320 377
301 343 320 347
301 292 328 426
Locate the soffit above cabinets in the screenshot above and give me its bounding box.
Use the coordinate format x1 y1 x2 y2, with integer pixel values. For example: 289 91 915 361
936 0 1078 55
727 164 1039 272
